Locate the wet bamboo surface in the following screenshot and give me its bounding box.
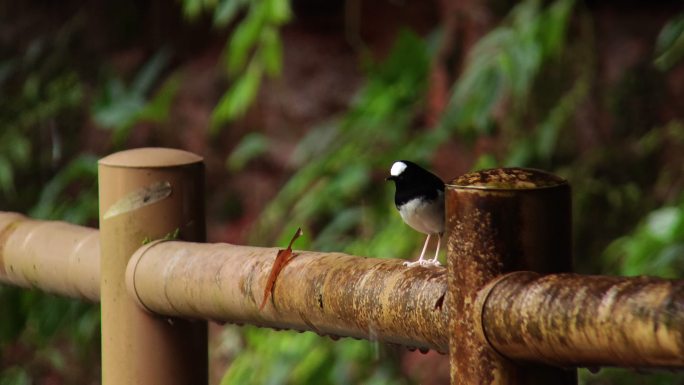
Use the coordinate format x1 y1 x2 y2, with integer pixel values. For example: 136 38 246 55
446 168 576 385
1 211 683 368
126 240 450 353
477 271 684 368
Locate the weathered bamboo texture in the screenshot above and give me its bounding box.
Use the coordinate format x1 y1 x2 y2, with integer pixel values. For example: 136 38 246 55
477 271 684 368
0 211 99 301
1 215 683 368
446 168 576 385
126 240 449 353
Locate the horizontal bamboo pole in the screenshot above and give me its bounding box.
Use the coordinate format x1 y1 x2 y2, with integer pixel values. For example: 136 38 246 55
0 212 99 301
1 211 683 368
125 240 450 353
476 272 684 368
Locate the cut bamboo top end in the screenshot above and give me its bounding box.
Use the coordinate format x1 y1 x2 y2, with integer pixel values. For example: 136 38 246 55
447 167 567 190
98 147 203 168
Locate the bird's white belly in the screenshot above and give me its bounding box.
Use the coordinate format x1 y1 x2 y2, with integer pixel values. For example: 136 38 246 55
398 197 445 235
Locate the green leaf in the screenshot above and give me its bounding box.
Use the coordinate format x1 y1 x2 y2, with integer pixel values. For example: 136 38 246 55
654 13 684 71
0 156 15 195
442 0 575 135
541 0 575 56
472 153 499 170
0 366 30 385
535 77 588 161
131 49 172 97
212 0 289 135
313 207 364 251
604 201 684 278
646 207 680 241
29 155 98 223
504 138 534 167
260 27 283 76
181 0 204 20
211 63 262 129
226 3 266 74
137 72 182 123
226 132 270 171
0 59 16 89
291 123 340 165
5 134 30 167
266 0 291 24
0 287 26 346
93 91 145 130
214 0 247 27
93 50 173 145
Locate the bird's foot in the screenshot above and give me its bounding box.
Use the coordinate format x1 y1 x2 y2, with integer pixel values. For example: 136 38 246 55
403 259 442 268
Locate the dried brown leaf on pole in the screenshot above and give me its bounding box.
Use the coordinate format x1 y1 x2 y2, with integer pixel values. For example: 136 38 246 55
260 227 303 310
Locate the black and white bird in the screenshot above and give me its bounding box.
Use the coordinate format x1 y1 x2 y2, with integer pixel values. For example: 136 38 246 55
386 160 445 267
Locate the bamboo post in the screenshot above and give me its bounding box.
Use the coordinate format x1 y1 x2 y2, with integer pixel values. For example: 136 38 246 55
98 148 207 385
445 168 576 385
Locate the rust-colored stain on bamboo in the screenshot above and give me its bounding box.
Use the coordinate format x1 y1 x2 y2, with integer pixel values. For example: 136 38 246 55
446 168 576 385
451 168 567 190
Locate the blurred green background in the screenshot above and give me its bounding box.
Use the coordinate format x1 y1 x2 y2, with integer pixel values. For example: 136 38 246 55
1 0 684 384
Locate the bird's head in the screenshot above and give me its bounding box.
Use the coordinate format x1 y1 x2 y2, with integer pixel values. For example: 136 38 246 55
385 160 408 182
386 160 445 194
386 160 431 183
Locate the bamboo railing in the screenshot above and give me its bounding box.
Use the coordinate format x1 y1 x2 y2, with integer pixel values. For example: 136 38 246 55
0 148 682 385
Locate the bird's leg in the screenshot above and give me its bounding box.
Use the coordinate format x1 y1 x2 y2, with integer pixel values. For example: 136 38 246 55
403 234 431 267
417 233 430 262
427 233 442 266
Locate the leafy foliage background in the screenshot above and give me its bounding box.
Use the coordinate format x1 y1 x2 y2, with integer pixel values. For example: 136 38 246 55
1 0 683 384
